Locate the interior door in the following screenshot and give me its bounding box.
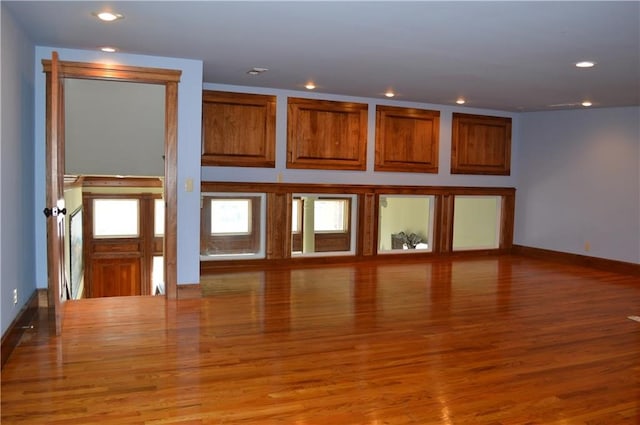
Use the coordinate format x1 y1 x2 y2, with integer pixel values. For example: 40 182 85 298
44 51 68 335
42 57 181 305
83 193 163 297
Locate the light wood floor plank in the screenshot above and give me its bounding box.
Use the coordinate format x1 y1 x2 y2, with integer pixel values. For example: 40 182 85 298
2 256 639 424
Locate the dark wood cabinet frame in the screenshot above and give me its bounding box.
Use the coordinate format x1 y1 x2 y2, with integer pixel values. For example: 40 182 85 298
201 91 276 168
291 197 352 253
287 98 368 170
201 182 515 273
200 195 263 255
451 113 512 175
375 105 440 173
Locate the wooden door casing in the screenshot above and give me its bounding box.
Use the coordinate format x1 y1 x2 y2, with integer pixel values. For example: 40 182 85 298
44 51 67 335
42 58 181 301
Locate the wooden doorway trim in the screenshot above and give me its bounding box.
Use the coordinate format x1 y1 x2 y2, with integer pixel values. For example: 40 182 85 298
44 52 66 335
43 59 182 301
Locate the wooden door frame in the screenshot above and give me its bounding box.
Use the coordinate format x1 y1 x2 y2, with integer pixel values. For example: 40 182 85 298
45 52 65 335
43 59 182 301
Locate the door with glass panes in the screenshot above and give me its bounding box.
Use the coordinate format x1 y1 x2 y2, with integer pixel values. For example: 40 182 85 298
83 193 164 297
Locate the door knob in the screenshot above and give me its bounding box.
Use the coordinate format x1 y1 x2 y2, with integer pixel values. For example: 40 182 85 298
43 207 67 217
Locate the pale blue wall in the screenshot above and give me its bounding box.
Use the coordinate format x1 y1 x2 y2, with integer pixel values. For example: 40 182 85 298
1 5 36 335
33 47 203 288
515 107 640 264
201 83 519 188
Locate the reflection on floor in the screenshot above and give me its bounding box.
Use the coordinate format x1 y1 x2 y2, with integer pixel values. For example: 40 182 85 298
2 255 640 424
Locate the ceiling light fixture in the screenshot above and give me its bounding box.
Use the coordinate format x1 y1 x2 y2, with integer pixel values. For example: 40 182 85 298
456 98 466 105
100 46 118 53
305 82 316 90
93 11 124 22
575 61 596 68
247 67 269 76
581 101 593 107
384 90 395 98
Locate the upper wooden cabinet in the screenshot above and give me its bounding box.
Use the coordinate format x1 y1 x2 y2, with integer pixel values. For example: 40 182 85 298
287 97 368 170
451 113 512 175
202 91 276 168
375 105 440 173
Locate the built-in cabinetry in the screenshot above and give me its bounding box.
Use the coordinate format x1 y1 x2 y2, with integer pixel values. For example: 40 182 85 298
286 97 368 170
201 90 512 176
201 90 276 167
375 105 440 173
200 182 515 272
451 113 512 175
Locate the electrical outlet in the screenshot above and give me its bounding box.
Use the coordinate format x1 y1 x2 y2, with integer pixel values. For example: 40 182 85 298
13 288 18 305
584 241 591 252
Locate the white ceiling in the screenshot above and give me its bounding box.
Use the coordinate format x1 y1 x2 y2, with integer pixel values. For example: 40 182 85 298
5 1 640 112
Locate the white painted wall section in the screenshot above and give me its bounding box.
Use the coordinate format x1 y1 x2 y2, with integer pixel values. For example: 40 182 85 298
515 107 640 264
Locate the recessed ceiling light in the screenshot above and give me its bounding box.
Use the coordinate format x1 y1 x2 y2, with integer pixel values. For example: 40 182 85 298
247 67 268 76
100 46 118 53
581 101 593 107
93 11 124 22
305 82 316 90
384 90 395 98
456 98 466 105
575 61 596 68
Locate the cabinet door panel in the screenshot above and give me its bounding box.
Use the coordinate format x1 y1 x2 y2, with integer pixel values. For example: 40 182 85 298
202 91 276 167
375 106 440 173
287 98 367 170
451 113 511 175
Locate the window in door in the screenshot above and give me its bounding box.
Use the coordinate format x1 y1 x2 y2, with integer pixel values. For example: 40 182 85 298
93 199 140 238
291 194 356 256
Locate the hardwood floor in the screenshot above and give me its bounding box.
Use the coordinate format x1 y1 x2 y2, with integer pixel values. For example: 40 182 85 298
2 255 639 424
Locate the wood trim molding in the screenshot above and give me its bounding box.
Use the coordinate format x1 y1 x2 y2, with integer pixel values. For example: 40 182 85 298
512 245 640 276
42 60 181 83
435 194 454 254
64 175 84 188
1 290 40 368
164 81 178 300
359 193 377 256
81 176 163 188
177 284 202 299
499 193 516 250
202 181 517 197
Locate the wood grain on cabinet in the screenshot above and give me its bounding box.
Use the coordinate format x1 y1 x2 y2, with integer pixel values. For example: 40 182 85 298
287 98 368 170
202 91 276 167
266 193 292 260
375 106 440 173
451 113 511 175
